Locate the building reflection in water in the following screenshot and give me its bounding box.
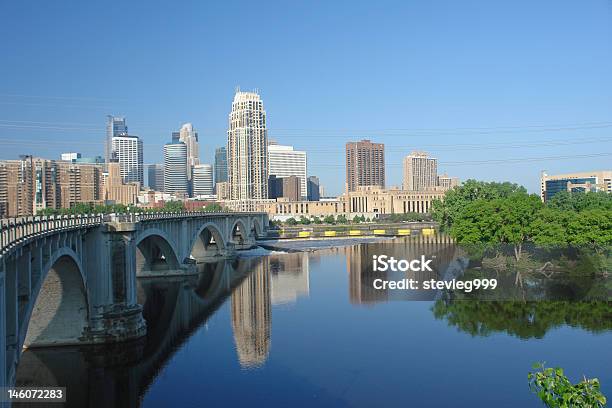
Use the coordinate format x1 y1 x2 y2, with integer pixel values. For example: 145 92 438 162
231 257 272 369
348 234 461 305
269 252 310 306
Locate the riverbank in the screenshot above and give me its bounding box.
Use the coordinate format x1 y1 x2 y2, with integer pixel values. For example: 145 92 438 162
264 222 438 239
258 235 398 253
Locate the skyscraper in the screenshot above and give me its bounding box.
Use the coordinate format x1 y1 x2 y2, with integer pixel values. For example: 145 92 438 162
402 151 438 191
147 164 164 192
163 142 188 197
105 115 127 163
172 123 200 190
215 146 228 185
192 164 214 196
111 134 144 187
268 144 307 199
307 175 320 201
281 175 301 202
345 140 385 192
227 90 268 201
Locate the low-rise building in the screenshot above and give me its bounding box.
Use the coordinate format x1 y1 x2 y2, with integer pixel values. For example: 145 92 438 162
253 185 446 220
541 170 612 201
346 185 446 215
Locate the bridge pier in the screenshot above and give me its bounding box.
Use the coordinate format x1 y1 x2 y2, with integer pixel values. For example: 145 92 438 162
4 259 18 385
0 262 6 390
81 223 148 344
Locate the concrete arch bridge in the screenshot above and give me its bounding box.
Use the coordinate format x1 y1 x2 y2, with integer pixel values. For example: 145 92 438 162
0 211 268 392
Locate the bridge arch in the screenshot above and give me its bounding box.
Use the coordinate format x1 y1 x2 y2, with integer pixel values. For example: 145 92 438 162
230 219 248 245
22 248 89 349
190 223 226 261
135 229 181 275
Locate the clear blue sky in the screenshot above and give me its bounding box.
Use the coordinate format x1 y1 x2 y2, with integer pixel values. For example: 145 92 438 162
1 0 611 195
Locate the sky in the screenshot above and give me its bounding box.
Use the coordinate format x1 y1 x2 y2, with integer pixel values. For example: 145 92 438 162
1 0 611 195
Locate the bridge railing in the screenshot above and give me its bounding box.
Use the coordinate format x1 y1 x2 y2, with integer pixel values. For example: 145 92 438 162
0 214 104 257
0 211 267 257
105 211 263 223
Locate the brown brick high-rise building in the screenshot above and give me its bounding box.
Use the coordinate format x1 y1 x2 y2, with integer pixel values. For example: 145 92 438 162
0 157 105 218
56 161 103 209
345 139 385 192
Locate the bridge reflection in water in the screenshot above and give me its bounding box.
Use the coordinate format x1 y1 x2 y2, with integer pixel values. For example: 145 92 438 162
11 235 464 407
12 255 272 407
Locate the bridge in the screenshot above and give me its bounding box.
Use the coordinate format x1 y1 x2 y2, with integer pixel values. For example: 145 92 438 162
10 256 270 407
0 211 268 392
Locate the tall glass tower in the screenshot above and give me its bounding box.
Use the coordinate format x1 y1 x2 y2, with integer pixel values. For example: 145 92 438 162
105 115 127 163
163 141 188 197
227 90 268 201
214 146 228 185
171 123 200 190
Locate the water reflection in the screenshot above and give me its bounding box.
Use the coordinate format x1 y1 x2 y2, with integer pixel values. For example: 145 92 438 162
347 235 464 304
14 256 272 407
9 238 612 407
270 253 310 306
231 258 271 368
432 300 612 339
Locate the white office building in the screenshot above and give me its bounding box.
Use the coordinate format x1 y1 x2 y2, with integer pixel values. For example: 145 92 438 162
192 164 214 196
227 90 268 201
268 144 307 199
111 135 144 186
163 142 188 197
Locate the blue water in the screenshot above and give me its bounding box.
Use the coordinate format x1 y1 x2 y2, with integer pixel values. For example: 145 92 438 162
14 240 612 407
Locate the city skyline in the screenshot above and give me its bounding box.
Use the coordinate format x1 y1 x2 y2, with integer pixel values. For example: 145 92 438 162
1 1 611 195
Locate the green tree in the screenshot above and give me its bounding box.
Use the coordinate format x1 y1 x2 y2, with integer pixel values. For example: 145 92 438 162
531 208 572 247
311 216 322 224
299 216 311 225
163 201 185 212
449 193 542 260
432 179 527 230
285 217 298 226
203 203 223 212
567 209 612 249
548 191 612 212
528 363 606 408
323 215 335 224
352 215 362 223
93 204 108 214
336 215 348 224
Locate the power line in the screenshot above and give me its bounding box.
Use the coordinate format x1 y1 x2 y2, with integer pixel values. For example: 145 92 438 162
306 152 612 167
1 119 612 135
0 135 610 151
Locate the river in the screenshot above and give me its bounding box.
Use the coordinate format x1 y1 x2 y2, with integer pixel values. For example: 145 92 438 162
13 236 612 407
